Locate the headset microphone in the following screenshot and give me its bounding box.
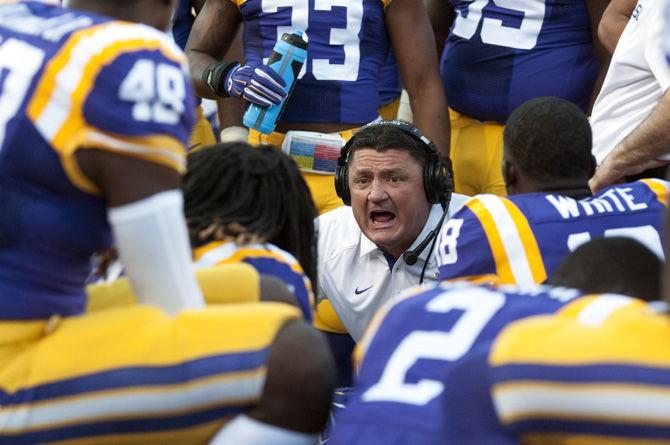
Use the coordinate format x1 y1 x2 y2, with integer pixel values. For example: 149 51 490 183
403 230 438 266
402 205 450 284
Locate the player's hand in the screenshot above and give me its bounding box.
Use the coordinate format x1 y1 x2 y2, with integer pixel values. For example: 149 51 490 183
224 63 287 107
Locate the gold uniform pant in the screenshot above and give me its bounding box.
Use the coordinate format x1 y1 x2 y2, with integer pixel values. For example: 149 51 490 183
188 106 217 151
0 303 300 444
378 98 400 120
449 108 506 197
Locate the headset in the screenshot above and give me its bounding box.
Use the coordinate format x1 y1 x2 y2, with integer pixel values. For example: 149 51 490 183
334 120 454 278
335 119 453 209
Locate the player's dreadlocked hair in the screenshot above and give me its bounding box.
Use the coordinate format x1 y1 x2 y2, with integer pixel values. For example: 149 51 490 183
183 142 318 290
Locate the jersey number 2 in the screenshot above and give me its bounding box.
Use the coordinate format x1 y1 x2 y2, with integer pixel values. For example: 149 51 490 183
362 288 505 406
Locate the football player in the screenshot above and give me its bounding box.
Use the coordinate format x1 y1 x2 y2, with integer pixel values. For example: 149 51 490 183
185 142 317 321
172 0 217 149
185 0 450 215
327 234 661 444
378 49 402 120
0 1 334 443
172 0 249 145
436 97 667 286
548 236 661 301
486 247 670 441
427 0 609 196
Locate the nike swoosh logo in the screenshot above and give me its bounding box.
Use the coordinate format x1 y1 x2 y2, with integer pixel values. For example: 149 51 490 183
354 285 374 295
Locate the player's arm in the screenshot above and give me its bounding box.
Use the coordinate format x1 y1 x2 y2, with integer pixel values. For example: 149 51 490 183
586 0 613 111
172 0 196 51
185 0 286 107
597 0 637 54
209 320 336 444
54 27 208 315
386 0 451 156
185 0 240 99
425 0 456 62
77 150 205 314
217 28 247 142
77 152 179 208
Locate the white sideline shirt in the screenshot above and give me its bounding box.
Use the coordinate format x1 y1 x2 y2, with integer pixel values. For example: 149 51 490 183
591 0 670 164
317 195 469 341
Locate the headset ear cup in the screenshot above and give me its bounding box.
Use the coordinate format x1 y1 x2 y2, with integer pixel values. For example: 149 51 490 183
335 163 351 206
424 155 454 208
436 157 454 209
423 160 438 205
335 138 352 206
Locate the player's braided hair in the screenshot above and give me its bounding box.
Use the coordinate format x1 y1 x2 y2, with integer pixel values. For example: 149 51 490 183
183 142 318 290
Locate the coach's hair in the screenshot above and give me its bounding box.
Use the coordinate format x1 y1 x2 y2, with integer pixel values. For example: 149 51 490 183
549 237 661 302
504 97 593 183
345 123 431 168
183 142 317 289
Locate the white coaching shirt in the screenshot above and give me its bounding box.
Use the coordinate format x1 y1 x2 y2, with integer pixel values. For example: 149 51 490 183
591 0 670 163
317 195 469 341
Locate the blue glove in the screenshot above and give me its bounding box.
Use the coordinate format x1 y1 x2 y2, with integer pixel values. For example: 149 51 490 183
225 63 287 108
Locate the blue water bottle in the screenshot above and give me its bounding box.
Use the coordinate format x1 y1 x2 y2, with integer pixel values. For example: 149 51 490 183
243 30 308 135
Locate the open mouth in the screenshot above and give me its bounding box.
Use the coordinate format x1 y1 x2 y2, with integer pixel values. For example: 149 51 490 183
370 210 396 226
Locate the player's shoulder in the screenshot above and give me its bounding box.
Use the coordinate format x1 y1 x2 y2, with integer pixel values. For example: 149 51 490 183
241 242 307 275
193 241 241 267
264 243 302 268
3 1 186 63
365 282 577 339
491 294 662 368
489 295 670 435
210 301 304 346
619 179 670 206
70 18 186 66
449 193 541 240
194 240 303 272
456 194 534 222
447 192 470 215
357 283 582 364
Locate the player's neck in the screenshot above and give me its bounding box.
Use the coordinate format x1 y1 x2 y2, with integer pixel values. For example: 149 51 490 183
518 179 592 199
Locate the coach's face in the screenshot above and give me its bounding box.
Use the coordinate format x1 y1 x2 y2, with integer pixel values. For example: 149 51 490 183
349 148 431 259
